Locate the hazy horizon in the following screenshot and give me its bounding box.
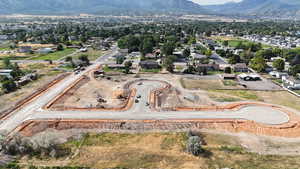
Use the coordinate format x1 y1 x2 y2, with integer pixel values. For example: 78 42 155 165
191 0 242 5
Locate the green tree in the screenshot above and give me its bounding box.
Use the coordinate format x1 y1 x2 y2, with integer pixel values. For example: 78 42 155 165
205 49 212 57
183 48 191 58
57 44 64 51
164 55 177 73
255 49 275 60
188 36 196 45
249 56 267 73
186 136 204 156
124 61 132 74
222 40 229 47
289 64 300 77
228 55 241 64
162 42 175 56
241 49 254 64
65 56 75 68
2 79 17 93
224 67 232 74
3 58 11 69
140 38 154 56
79 54 90 66
272 59 285 72
10 63 23 80
116 56 125 64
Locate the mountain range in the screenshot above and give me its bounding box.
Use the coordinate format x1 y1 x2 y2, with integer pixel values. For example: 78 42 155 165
0 0 207 15
0 0 300 19
205 0 300 19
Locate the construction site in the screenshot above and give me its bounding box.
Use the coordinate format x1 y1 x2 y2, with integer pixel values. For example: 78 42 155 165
0 61 299 139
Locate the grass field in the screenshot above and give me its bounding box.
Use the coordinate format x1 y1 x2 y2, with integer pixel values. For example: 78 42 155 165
14 132 300 169
31 48 76 61
254 91 300 111
214 36 272 49
73 49 104 61
180 78 224 90
140 68 161 73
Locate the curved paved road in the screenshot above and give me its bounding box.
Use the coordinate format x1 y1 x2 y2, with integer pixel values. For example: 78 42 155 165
0 54 291 134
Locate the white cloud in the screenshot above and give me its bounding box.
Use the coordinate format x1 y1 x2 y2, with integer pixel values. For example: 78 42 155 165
191 0 242 5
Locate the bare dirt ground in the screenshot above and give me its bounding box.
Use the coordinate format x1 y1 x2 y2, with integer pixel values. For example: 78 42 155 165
51 73 221 110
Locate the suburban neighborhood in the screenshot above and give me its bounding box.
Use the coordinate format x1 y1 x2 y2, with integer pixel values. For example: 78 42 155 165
0 4 300 168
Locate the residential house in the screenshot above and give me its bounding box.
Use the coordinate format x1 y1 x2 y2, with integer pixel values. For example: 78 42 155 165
18 46 32 53
139 60 160 69
233 63 248 72
197 64 219 71
145 53 156 59
191 53 207 60
0 69 12 78
37 48 54 54
118 49 129 55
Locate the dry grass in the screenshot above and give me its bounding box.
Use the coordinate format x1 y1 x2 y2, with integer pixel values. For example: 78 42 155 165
73 49 105 61
18 132 300 169
254 91 300 111
180 78 224 90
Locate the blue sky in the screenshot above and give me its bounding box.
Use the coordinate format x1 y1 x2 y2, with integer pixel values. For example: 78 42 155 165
191 0 242 5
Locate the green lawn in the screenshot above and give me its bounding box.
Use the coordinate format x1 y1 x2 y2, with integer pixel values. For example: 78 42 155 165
210 89 261 101
295 90 300 95
140 68 161 73
222 80 238 86
0 56 30 60
0 47 10 51
103 66 124 73
219 39 272 49
31 48 76 61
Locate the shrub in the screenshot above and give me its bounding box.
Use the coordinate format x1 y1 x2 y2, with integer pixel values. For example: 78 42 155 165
186 136 204 156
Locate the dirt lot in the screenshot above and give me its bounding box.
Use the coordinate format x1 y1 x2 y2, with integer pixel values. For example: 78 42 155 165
59 75 131 109
14 131 300 169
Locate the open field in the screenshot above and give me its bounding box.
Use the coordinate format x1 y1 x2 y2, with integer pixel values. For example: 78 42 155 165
180 76 243 90
180 78 224 90
11 132 300 169
207 89 300 111
254 91 300 111
73 49 105 61
212 36 272 49
30 48 76 61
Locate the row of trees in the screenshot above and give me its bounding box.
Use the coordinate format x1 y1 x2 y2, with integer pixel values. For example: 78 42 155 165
1 58 24 93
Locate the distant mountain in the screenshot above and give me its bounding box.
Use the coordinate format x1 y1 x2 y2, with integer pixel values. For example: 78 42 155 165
205 0 300 19
0 0 207 15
